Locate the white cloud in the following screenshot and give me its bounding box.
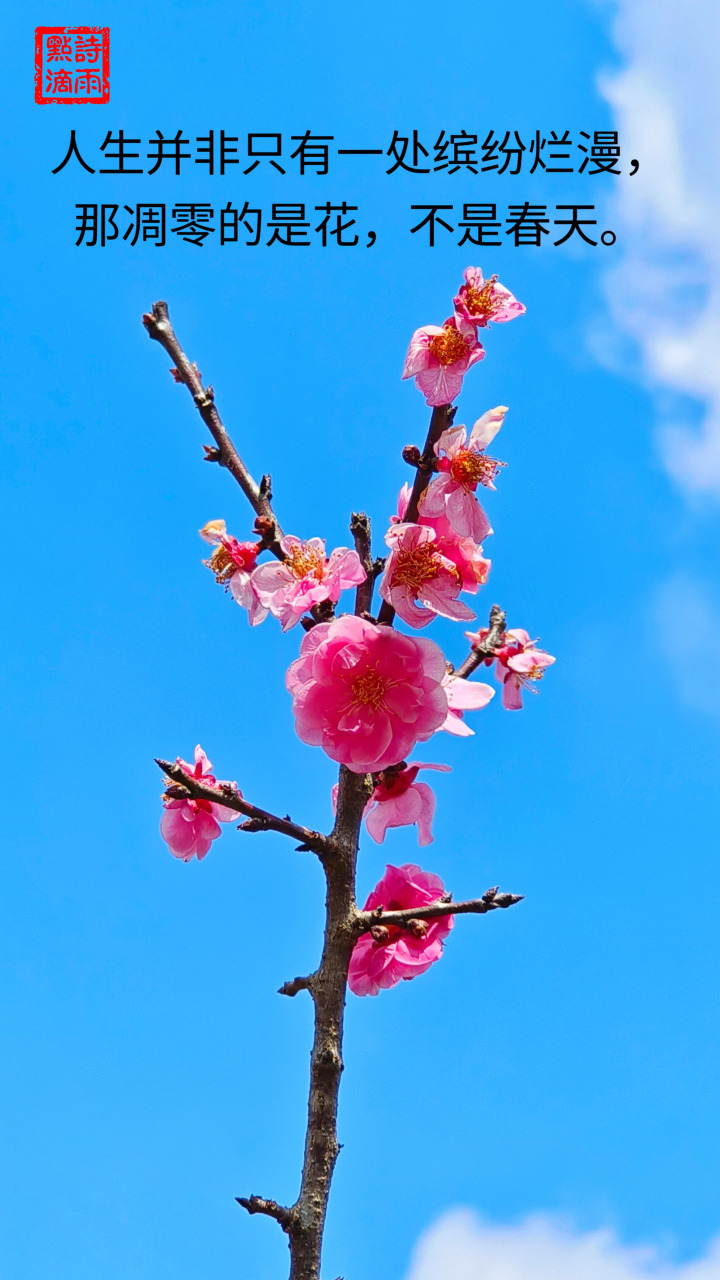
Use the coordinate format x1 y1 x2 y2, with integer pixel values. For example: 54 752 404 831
599 0 720 494
405 1210 720 1280
653 575 720 714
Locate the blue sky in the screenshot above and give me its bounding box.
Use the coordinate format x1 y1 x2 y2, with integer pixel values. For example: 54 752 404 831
1 2 718 1279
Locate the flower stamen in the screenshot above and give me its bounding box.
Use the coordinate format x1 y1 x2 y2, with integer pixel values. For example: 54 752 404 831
428 327 470 366
391 543 442 593
450 449 505 489
350 669 387 709
462 278 501 322
285 542 325 581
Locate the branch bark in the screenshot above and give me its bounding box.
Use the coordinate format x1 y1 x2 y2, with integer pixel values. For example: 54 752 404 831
142 301 285 559
350 512 374 617
237 764 373 1280
357 888 523 932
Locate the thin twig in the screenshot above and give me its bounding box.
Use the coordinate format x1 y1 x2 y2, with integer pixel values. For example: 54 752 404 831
279 974 315 998
156 759 329 855
357 888 523 932
454 603 507 679
236 1196 294 1233
142 301 285 559
350 512 375 617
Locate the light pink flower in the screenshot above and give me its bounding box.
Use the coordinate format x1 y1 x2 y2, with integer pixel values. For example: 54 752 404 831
348 863 454 997
286 615 448 773
394 482 493 561
160 745 238 862
365 762 451 845
454 267 526 330
466 626 556 710
199 520 267 625
420 406 508 540
379 523 477 628
402 316 485 407
252 535 366 631
437 673 495 736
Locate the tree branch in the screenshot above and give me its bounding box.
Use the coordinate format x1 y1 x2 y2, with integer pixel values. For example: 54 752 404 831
156 759 329 855
350 512 375 617
454 603 507 679
142 301 285 559
377 403 456 625
279 974 315 998
236 1196 294 1233
357 887 523 932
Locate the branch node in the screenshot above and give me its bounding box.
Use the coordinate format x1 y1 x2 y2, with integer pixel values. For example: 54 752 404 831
236 1195 293 1233
402 444 422 467
278 974 314 998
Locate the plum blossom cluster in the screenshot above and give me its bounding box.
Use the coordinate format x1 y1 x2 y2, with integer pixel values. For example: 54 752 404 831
160 266 553 999
199 521 366 631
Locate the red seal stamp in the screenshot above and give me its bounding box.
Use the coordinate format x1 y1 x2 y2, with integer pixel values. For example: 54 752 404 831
35 27 109 104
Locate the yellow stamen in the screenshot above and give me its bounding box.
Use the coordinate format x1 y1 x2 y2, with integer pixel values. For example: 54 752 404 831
427 327 469 366
286 542 325 581
204 544 237 585
463 280 501 321
391 543 441 593
450 449 498 488
351 669 387 709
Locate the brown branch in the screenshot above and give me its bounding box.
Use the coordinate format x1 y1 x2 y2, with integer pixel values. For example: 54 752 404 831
142 301 285 559
156 759 329 855
357 887 523 932
377 403 456 625
350 512 375 617
454 603 507 679
236 1196 294 1233
279 974 315 998
284 765 373 1280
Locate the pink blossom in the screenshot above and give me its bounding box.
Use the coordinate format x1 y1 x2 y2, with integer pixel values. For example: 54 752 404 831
365 762 451 845
379 522 477 628
199 520 267 626
286 615 449 773
454 267 526 330
437 673 495 735
420 406 508 541
402 316 485 407
252 535 366 631
160 745 238 862
394 482 493 563
348 863 454 997
466 626 556 710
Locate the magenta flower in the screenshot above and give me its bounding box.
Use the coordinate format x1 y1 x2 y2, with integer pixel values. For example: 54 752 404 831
348 863 454 997
420 406 508 541
466 626 556 710
379 522 477 628
365 761 451 846
199 520 267 626
252 535 366 631
437 673 495 736
402 316 485 407
160 745 238 862
453 267 526 330
286 615 449 773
